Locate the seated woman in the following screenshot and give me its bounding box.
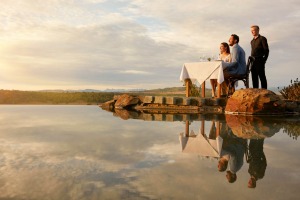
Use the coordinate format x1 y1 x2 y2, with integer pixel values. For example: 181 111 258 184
210 42 232 97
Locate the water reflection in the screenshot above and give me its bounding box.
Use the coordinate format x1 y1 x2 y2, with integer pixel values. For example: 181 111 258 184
1 106 298 199
226 115 281 139
179 128 222 158
107 107 300 189
107 107 300 140
179 114 299 188
103 107 300 190
219 127 247 184
246 138 266 188
104 101 299 183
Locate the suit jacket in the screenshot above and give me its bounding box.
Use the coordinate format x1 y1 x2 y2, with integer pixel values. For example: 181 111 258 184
251 34 269 63
223 43 247 75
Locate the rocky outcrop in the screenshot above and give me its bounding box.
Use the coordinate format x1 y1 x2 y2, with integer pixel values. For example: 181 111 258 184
99 100 115 111
99 94 228 114
114 94 140 109
225 89 287 115
99 92 300 115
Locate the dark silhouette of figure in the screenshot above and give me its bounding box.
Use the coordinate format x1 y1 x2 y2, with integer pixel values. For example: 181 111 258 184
246 139 267 188
209 121 217 139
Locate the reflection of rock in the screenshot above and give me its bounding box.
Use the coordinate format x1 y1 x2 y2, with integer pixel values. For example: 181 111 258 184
112 111 226 122
225 89 286 115
226 115 281 139
113 109 141 120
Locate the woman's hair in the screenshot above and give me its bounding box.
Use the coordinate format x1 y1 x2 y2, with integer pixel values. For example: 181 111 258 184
221 42 230 53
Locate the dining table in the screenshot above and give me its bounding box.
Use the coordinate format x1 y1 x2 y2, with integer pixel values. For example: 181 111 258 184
179 61 224 98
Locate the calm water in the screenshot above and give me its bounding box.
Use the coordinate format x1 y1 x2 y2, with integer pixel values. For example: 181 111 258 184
0 105 299 200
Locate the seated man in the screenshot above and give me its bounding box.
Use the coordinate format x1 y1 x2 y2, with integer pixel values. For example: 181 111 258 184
222 34 247 94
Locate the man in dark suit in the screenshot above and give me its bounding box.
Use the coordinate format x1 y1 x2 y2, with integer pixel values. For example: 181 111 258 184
250 25 269 89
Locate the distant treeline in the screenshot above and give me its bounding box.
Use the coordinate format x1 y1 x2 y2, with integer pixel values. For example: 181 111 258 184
0 90 115 105
142 87 185 93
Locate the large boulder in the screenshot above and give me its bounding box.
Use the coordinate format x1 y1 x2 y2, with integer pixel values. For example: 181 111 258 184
114 94 140 109
225 89 286 115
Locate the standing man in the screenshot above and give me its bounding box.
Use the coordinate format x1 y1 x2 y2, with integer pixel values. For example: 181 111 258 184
250 25 269 89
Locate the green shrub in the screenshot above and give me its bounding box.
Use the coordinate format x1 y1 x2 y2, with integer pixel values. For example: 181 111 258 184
278 78 300 101
191 83 201 97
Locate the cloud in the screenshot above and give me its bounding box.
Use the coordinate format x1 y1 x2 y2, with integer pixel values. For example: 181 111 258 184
0 0 299 90
0 21 197 89
120 70 153 75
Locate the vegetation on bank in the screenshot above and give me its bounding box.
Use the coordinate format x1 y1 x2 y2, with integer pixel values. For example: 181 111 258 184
278 78 300 101
0 90 115 105
140 87 185 94
0 88 187 105
1 78 299 105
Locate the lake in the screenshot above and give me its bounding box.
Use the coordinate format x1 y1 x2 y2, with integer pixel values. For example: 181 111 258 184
0 105 299 200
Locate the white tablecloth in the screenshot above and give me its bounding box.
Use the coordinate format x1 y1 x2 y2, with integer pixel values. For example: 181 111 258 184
179 61 224 85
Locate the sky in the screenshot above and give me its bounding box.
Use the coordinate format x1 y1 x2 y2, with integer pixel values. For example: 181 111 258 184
0 0 299 91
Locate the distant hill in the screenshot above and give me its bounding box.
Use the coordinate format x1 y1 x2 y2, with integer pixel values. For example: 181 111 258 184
38 86 281 94
38 88 146 93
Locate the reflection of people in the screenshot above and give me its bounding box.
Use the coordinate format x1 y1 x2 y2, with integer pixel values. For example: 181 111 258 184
222 34 247 94
218 126 247 183
209 120 227 139
209 121 217 139
210 42 232 97
247 139 267 188
250 25 269 89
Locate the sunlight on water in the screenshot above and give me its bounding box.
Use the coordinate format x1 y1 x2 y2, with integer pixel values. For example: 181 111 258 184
0 105 299 200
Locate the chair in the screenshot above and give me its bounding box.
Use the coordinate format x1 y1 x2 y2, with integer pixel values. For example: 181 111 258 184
227 56 255 96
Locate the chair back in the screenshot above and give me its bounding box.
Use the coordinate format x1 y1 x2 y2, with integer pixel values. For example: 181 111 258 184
227 56 255 96
246 56 255 75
